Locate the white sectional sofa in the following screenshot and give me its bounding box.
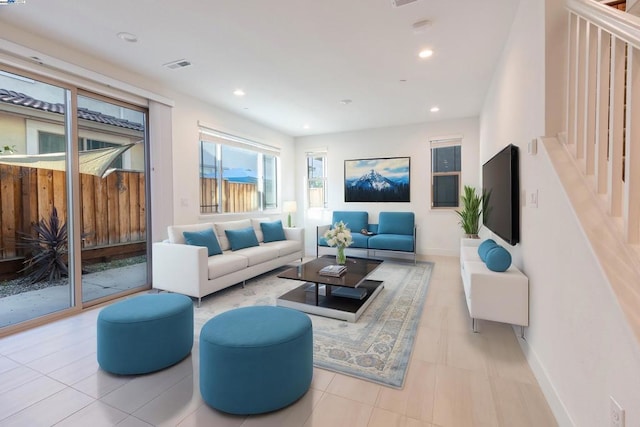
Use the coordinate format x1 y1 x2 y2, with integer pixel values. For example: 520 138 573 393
459 238 529 335
153 218 304 304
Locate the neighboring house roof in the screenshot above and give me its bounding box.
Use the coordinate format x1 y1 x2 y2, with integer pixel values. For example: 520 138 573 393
0 89 144 132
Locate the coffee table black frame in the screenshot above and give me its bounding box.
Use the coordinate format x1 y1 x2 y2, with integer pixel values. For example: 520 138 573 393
276 255 384 322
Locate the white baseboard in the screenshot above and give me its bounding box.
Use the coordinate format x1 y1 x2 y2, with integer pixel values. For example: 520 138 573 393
515 327 575 427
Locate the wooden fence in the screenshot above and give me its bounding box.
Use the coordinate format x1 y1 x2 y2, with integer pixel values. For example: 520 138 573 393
200 178 258 213
0 165 146 259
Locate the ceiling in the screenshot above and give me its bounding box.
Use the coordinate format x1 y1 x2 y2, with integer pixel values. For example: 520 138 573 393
0 0 519 137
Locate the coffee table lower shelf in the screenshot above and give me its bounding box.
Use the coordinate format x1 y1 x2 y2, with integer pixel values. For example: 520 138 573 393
276 280 384 322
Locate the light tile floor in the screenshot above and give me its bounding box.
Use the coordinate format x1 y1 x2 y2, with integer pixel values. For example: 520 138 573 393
0 255 558 426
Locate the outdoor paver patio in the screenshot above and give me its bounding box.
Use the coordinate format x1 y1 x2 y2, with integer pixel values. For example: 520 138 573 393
0 263 147 328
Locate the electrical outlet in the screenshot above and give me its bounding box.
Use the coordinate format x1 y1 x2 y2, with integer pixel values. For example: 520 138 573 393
610 396 625 427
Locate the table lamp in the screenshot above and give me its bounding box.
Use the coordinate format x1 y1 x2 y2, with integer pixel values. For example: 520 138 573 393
282 201 297 227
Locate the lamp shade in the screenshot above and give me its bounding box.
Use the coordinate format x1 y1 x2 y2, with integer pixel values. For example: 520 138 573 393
282 201 297 213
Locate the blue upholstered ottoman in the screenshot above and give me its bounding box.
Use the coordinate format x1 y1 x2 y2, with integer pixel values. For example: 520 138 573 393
199 306 313 415
97 293 193 375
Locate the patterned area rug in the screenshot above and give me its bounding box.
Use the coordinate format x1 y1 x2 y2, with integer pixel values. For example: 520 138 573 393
193 260 433 388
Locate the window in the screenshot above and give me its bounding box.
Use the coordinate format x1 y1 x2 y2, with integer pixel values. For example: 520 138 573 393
431 139 462 208
263 154 277 210
200 141 219 214
38 131 66 153
199 127 279 214
307 153 327 209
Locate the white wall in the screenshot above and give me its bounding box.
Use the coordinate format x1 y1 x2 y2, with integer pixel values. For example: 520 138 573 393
479 0 545 267
480 0 640 426
294 117 480 257
168 91 295 228
0 23 296 240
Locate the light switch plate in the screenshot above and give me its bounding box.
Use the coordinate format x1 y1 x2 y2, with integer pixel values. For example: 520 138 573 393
528 190 538 208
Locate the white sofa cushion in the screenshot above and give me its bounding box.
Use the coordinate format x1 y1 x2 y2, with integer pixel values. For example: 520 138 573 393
168 223 215 244
207 253 249 280
263 240 301 257
214 219 252 251
233 245 280 266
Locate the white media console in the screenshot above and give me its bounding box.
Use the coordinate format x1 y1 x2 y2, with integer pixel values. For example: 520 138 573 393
459 238 529 336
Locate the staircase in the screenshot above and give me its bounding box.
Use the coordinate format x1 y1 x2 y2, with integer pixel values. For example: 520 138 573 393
563 0 640 343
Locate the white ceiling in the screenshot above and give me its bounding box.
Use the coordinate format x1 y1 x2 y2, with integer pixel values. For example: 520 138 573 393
0 0 519 137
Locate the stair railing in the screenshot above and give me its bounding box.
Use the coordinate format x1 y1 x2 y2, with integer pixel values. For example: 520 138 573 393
566 0 640 244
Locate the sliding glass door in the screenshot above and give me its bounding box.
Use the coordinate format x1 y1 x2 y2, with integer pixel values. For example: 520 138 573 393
0 68 151 331
0 70 72 327
77 94 149 304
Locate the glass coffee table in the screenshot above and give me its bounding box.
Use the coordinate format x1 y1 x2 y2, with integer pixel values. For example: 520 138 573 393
276 255 384 322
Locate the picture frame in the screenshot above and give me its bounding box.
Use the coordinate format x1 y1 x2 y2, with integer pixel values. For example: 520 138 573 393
344 157 410 202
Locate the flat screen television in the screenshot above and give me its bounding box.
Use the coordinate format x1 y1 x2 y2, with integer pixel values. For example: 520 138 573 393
482 144 520 245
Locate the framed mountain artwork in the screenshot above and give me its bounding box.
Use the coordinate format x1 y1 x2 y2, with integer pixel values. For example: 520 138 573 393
344 157 410 202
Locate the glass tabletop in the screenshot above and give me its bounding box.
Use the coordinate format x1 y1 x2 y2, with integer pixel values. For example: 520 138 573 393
278 255 383 288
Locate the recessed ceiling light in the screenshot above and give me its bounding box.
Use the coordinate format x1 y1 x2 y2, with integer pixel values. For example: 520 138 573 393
339 99 352 105
233 89 245 97
430 106 440 112
418 49 433 59
303 124 310 129
117 32 138 43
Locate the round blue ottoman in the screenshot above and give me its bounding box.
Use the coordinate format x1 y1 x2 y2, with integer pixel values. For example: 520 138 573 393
199 306 313 415
97 293 193 375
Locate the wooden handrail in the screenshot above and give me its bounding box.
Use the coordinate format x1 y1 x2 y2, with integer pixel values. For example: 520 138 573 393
568 0 640 47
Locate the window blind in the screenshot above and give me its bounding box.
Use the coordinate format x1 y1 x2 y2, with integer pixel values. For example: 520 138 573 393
198 122 280 156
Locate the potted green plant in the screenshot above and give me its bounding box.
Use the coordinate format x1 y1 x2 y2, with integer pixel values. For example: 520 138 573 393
456 185 483 238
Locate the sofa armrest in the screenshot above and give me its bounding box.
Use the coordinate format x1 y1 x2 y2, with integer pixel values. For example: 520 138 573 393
414 226 417 251
317 224 330 238
152 242 208 298
284 227 305 253
284 226 304 241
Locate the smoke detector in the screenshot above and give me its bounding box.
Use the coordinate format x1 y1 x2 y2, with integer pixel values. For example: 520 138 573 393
392 0 419 7
163 59 192 70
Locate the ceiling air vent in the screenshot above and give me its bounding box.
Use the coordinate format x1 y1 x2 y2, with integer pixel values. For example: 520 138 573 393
392 0 418 7
163 59 192 70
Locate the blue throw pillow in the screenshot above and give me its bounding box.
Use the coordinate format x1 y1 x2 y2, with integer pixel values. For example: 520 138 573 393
260 220 286 243
485 245 512 272
225 227 260 251
183 228 222 256
477 239 497 262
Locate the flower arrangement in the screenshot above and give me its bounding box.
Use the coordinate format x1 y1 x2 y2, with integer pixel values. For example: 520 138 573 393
323 221 353 264
324 221 353 247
